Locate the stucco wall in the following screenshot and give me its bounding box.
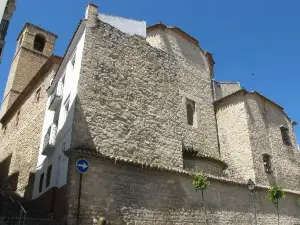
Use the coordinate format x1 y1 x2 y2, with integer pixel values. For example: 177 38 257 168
65 155 300 225
33 29 86 199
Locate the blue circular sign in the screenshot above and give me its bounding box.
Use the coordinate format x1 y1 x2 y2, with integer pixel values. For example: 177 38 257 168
76 159 89 173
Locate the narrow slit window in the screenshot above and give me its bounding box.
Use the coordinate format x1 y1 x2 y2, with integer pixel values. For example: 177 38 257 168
280 126 292 146
39 173 44 193
262 154 272 173
46 165 52 188
186 98 196 126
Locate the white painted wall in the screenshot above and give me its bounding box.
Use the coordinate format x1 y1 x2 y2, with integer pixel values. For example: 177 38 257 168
32 27 86 199
0 0 8 22
99 13 146 37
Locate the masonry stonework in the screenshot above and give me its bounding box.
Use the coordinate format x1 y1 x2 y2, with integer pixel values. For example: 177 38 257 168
0 57 60 198
1 3 300 225
216 90 300 190
246 93 300 190
1 23 57 115
65 153 300 225
216 92 255 180
72 9 220 171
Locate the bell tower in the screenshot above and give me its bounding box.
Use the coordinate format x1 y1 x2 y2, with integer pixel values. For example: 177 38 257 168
1 23 57 116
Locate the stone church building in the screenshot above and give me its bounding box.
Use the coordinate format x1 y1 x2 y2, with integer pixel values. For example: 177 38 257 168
0 3 300 225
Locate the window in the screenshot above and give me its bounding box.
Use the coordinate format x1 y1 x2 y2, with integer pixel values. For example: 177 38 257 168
186 98 195 126
262 154 272 173
35 87 41 102
34 34 46 52
61 74 65 85
280 126 292 146
64 95 70 112
39 173 44 193
46 165 52 188
15 110 20 127
71 54 76 68
54 117 59 128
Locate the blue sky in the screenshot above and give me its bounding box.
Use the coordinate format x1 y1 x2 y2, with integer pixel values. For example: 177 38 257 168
0 0 299 141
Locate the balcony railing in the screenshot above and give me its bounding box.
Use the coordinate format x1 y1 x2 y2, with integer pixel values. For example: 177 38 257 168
49 81 63 110
42 124 57 156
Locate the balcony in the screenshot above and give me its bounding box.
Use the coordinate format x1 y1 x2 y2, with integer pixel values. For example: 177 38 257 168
42 124 57 156
49 81 63 110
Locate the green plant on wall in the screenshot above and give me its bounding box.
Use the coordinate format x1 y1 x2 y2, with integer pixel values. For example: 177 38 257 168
193 174 210 225
193 174 210 191
268 185 286 225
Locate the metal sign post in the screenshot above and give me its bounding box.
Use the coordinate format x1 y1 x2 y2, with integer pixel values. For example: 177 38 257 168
76 159 89 225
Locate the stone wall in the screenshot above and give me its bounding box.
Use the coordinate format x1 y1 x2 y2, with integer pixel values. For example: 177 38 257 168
213 81 241 100
216 91 300 190
246 94 300 190
72 7 220 170
215 92 255 180
65 154 300 225
1 23 56 115
0 62 59 198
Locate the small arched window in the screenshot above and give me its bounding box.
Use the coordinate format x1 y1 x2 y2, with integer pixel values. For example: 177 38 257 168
34 34 46 52
186 104 194 126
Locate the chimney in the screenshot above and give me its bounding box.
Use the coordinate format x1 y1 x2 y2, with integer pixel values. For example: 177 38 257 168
85 3 99 21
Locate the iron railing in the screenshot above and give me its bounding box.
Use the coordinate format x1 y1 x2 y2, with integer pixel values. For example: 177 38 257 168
49 81 63 107
0 189 27 225
42 124 57 155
